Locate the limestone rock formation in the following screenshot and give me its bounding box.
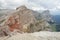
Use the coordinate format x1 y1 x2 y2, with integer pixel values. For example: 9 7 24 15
0 5 55 37
16 5 36 25
3 5 36 33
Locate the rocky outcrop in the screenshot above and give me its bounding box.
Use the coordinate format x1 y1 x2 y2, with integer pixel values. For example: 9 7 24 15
3 5 36 33
16 5 36 25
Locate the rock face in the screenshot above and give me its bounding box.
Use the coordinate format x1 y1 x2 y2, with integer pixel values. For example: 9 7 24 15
16 5 36 25
28 10 53 32
41 10 52 22
0 5 54 36
4 5 36 33
5 14 22 32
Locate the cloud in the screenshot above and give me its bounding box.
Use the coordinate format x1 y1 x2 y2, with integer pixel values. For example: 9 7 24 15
0 0 60 9
29 0 60 9
0 0 60 15
28 0 60 15
0 0 28 9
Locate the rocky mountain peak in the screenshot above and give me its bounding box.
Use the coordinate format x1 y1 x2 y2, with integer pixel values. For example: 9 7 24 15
16 5 27 10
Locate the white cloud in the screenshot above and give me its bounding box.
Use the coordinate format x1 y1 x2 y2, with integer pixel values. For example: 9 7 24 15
32 6 47 11
0 0 28 9
30 0 60 9
29 0 60 15
0 0 60 15
0 0 60 9
57 6 60 9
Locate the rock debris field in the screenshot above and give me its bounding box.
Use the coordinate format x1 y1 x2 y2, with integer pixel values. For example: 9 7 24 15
0 31 60 40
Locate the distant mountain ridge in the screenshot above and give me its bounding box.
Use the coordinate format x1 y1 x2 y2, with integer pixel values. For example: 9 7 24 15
0 9 15 17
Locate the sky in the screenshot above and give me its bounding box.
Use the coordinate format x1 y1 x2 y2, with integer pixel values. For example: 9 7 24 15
0 0 60 15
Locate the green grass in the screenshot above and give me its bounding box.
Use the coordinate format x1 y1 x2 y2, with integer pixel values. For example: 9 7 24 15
51 24 57 32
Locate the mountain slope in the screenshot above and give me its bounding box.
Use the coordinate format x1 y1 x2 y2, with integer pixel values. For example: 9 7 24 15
0 5 56 37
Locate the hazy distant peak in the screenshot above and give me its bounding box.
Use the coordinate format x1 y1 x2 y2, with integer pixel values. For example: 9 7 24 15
42 10 50 14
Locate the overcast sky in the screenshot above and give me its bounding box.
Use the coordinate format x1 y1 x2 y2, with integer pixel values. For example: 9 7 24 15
0 0 60 15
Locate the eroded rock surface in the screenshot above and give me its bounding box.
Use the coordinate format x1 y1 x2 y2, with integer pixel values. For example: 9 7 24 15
0 31 60 40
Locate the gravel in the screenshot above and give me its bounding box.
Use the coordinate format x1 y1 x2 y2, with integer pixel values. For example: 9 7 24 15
0 31 60 40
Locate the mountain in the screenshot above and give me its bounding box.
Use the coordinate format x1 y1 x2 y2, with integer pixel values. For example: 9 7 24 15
0 5 37 34
28 10 56 32
30 11 42 20
41 10 52 21
0 5 56 36
41 10 56 31
15 5 36 25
